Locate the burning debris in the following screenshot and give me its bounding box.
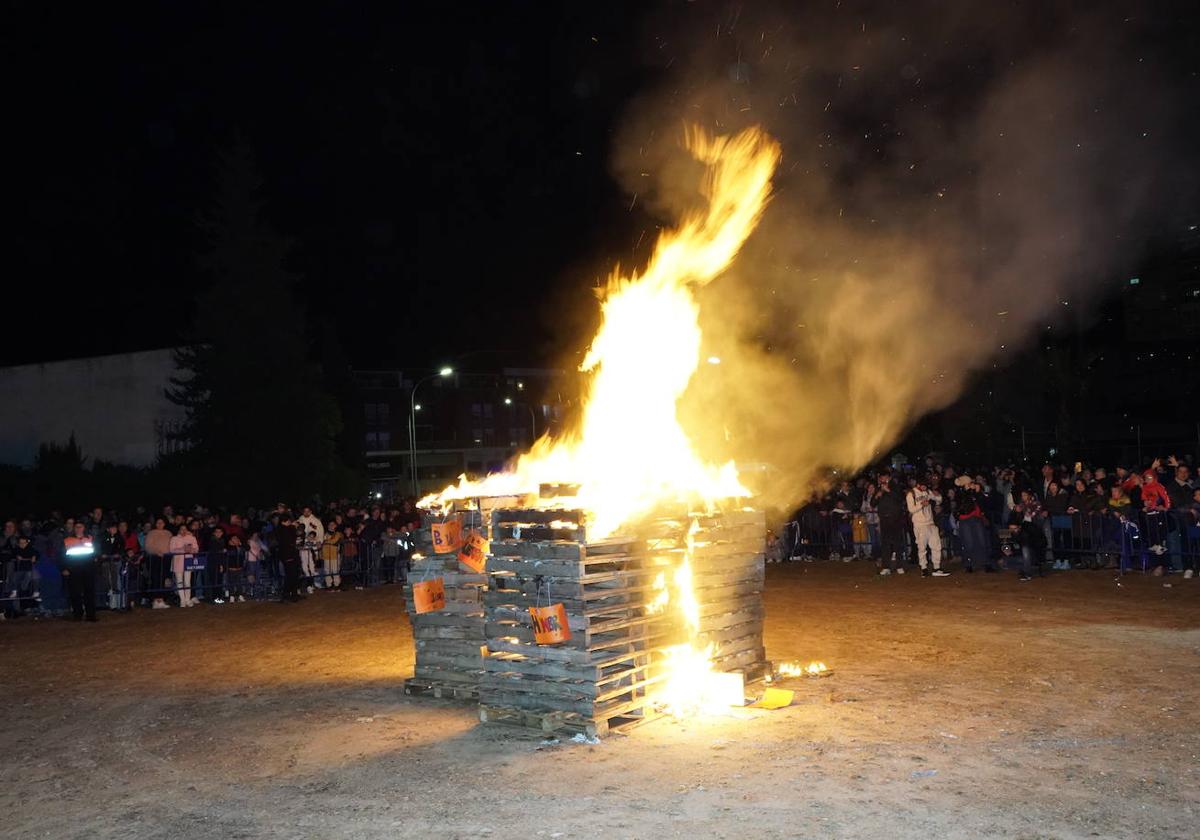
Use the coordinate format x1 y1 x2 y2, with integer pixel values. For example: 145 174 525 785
773 661 833 679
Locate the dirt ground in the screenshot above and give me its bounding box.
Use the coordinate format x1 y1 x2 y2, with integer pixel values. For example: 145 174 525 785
2 564 1198 840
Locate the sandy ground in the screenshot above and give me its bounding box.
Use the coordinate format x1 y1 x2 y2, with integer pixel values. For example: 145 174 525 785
1 563 1198 840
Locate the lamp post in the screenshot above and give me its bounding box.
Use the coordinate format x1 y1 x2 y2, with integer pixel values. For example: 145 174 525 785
409 367 453 497
504 397 537 444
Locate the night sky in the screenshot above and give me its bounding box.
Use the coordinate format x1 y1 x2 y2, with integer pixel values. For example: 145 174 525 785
9 2 656 369
9 1 1200 375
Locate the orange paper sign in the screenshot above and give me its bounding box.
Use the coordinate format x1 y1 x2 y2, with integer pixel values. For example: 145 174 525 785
530 602 572 645
431 519 463 554
457 530 489 573
412 577 446 613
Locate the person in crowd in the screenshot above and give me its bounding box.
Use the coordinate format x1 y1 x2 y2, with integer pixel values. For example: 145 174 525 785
321 522 343 589
299 528 319 593
145 517 173 609
860 482 881 557
275 513 302 602
340 524 361 589
62 521 98 621
828 494 853 560
380 525 404 584
1140 469 1172 570
6 534 40 617
246 527 268 598
1010 490 1047 582
98 521 124 607
875 472 908 576
296 506 325 546
224 533 246 602
399 499 422 529
1038 464 1055 500
167 523 200 608
907 477 950 577
955 476 994 573
207 525 228 603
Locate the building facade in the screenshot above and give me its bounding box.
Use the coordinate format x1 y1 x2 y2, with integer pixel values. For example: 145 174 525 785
357 366 573 498
0 348 187 467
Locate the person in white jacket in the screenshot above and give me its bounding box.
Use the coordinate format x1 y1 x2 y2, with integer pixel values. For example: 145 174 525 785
906 479 950 577
168 524 201 607
297 506 325 545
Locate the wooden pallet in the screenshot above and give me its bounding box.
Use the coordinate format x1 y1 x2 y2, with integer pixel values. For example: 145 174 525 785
403 677 481 702
478 698 661 738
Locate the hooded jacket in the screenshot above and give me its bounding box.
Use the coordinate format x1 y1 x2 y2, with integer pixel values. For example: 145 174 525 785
1141 474 1171 511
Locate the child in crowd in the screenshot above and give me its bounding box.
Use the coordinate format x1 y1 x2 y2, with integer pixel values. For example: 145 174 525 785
7 534 41 616
225 533 246 602
299 529 319 593
321 524 342 590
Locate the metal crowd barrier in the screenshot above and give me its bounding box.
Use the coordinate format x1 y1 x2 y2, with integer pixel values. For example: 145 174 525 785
1 538 414 615
781 506 1200 575
1047 509 1200 572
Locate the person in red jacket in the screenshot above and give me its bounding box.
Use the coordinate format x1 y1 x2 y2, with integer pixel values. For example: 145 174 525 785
1141 469 1172 567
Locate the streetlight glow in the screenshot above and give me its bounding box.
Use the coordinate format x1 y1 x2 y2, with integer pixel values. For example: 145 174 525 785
504 397 512 405
414 404 422 411
439 366 454 376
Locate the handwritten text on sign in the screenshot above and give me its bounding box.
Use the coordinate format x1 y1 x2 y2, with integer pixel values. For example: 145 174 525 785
530 602 572 644
457 530 489 573
412 577 447 613
431 519 463 554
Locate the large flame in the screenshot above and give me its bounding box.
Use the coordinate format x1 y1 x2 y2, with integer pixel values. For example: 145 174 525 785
420 125 781 538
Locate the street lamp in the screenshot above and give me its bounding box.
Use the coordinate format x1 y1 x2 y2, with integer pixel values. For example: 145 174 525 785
409 367 453 497
505 396 537 443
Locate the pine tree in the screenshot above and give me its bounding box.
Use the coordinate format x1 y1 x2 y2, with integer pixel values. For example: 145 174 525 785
168 137 344 506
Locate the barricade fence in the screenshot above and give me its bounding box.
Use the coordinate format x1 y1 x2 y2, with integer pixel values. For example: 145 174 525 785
782 509 1200 573
1 537 416 615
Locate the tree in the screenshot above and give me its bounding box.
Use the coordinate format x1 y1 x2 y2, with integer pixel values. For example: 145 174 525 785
31 433 88 512
168 136 345 506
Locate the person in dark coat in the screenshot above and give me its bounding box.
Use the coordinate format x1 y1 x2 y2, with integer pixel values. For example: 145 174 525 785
275 515 302 602
62 521 98 621
874 471 909 575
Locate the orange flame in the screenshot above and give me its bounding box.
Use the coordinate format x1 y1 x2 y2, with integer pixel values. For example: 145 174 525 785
419 125 781 538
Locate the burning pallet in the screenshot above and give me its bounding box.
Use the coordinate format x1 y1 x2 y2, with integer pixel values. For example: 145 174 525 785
471 505 769 736
479 508 666 737
403 498 769 733
645 507 770 681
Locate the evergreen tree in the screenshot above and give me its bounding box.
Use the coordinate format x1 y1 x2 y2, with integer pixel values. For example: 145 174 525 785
168 137 344 506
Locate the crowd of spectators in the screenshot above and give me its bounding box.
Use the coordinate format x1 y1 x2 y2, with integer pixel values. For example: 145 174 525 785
775 455 1200 582
6 453 1199 621
0 499 424 621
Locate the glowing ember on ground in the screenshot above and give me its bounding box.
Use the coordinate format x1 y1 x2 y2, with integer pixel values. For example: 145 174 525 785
776 661 831 678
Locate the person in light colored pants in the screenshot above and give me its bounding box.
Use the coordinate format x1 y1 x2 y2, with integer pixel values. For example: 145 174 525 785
913 520 943 571
907 481 948 575
167 524 200 607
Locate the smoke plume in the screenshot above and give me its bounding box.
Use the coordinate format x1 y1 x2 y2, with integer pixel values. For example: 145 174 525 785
607 1 1185 509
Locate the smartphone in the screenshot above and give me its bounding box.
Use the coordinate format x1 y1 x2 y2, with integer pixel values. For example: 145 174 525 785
1074 461 1082 473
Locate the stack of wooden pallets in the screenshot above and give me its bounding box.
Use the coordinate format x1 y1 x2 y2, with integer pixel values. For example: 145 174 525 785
478 508 670 737
402 510 489 701
645 507 770 682
403 500 770 735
